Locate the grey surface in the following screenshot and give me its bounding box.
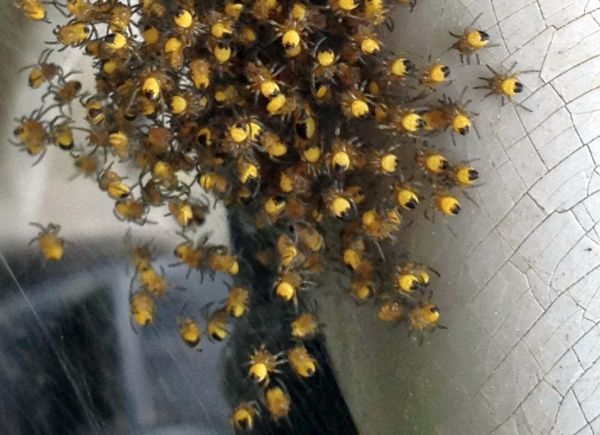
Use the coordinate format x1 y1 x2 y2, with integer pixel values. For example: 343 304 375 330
1 1 600 434
0 6 232 434
316 1 600 434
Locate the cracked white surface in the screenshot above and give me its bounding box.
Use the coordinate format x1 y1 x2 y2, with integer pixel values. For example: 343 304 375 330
316 1 600 434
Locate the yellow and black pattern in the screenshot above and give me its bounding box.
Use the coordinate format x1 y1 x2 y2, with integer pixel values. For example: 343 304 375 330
10 0 534 429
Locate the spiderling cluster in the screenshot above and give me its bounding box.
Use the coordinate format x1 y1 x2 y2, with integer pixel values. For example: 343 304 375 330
14 0 534 428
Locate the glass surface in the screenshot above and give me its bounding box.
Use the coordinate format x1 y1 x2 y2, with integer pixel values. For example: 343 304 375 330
2 1 600 434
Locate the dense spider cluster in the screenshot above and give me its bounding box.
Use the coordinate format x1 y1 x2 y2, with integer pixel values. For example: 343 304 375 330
13 0 533 428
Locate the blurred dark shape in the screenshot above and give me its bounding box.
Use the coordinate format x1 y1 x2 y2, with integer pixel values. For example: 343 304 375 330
226 210 358 434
